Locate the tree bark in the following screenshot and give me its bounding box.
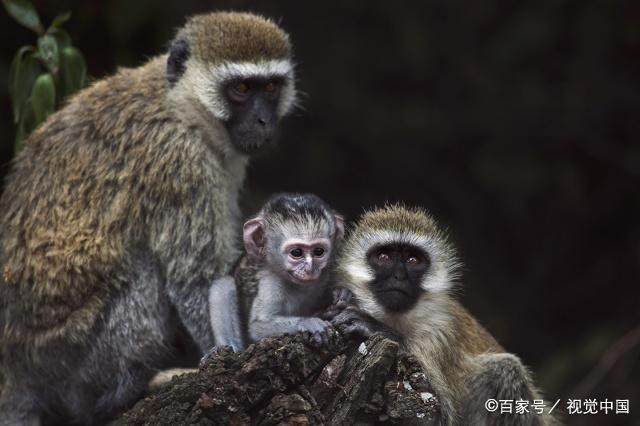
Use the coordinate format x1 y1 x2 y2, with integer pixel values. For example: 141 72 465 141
115 333 441 425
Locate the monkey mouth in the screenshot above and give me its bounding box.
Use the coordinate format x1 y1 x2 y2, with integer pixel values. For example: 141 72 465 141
377 287 411 298
288 270 320 284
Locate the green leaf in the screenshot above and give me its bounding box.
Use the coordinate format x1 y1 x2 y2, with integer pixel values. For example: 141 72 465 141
31 73 56 124
8 47 41 123
37 34 59 74
2 0 43 33
49 11 71 29
59 46 87 99
15 98 36 152
8 45 34 116
49 27 71 49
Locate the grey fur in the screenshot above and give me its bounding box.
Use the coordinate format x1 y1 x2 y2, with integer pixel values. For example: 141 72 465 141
208 276 244 351
208 255 333 352
0 12 295 425
248 267 332 343
335 206 557 426
208 194 343 351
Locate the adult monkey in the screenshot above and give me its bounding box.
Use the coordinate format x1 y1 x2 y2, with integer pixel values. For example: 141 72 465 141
0 12 296 425
333 205 554 425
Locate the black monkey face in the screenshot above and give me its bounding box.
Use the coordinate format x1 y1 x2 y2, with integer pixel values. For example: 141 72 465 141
223 77 283 154
367 243 430 313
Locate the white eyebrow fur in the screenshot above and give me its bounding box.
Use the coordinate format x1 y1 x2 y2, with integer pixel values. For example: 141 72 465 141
191 59 296 121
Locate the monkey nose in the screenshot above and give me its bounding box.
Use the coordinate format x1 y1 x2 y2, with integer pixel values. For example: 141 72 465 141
393 270 408 281
304 259 313 272
257 117 267 126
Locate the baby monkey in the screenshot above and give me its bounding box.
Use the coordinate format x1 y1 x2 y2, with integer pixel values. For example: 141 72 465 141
149 193 344 389
209 193 344 351
208 193 345 352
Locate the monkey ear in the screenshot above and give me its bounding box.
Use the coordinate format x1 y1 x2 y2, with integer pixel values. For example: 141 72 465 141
243 217 266 259
167 38 190 86
334 214 345 240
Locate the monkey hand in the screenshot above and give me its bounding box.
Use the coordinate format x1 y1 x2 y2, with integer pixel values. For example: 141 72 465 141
199 345 238 368
330 307 377 339
295 317 336 347
320 287 354 320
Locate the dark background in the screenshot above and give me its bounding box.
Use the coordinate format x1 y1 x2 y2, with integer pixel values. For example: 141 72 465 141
1 1 639 424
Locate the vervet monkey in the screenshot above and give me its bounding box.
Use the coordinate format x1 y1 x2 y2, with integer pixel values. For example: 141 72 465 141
149 193 344 388
0 12 296 425
209 193 345 351
333 205 553 425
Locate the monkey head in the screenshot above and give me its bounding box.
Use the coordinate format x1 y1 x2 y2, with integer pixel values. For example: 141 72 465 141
243 193 344 286
338 205 460 319
166 12 296 153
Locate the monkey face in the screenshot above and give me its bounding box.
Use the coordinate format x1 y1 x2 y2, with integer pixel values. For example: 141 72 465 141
279 238 332 285
223 77 283 153
366 243 430 312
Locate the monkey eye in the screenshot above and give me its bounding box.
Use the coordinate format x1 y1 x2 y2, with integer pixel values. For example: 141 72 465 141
377 252 391 263
407 256 420 265
236 82 250 93
313 247 325 257
290 248 304 258
228 81 251 102
264 81 280 98
264 81 279 93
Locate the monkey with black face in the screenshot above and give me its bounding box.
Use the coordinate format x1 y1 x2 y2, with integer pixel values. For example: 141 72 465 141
0 12 296 425
209 193 345 352
333 205 554 425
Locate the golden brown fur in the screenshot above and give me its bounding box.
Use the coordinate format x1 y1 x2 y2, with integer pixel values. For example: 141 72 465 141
0 11 295 424
338 205 552 425
179 12 291 64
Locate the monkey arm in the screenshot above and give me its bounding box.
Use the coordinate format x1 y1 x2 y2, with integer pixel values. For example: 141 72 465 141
249 306 332 344
209 276 245 351
148 154 240 354
461 352 551 425
248 282 332 345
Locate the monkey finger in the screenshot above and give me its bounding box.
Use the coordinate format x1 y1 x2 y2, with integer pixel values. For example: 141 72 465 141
312 331 324 346
332 287 353 306
337 291 353 308
323 326 337 345
319 306 339 320
330 308 360 327
331 287 342 302
343 322 373 338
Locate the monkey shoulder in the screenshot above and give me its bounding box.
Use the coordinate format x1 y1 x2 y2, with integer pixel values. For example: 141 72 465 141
450 301 504 355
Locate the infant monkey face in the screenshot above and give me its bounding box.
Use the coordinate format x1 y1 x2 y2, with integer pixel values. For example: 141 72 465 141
282 238 331 284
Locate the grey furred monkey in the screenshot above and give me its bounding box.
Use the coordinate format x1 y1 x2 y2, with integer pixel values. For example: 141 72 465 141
209 193 345 352
332 205 555 426
149 193 345 389
0 12 296 425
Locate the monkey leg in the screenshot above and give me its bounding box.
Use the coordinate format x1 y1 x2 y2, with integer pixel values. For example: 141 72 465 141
462 353 544 426
0 378 41 426
28 264 177 424
77 275 176 422
165 276 216 355
209 276 245 352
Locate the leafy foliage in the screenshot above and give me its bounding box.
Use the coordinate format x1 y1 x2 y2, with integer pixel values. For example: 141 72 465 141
3 0 87 152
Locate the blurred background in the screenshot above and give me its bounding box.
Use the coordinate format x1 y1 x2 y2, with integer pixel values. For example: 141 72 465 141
1 1 638 424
